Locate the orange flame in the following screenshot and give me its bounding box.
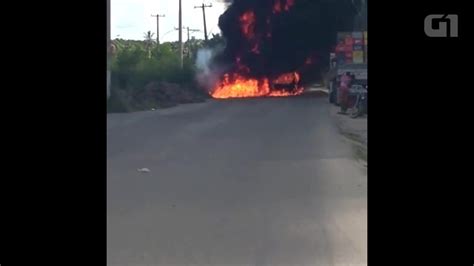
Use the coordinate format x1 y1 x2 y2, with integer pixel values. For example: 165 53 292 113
211 72 304 99
273 0 282 13
273 0 295 14
274 72 300 84
212 74 270 99
214 3 302 99
268 87 304 97
240 11 256 39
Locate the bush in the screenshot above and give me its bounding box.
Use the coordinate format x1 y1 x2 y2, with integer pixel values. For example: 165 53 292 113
108 41 204 113
107 89 131 113
112 42 199 85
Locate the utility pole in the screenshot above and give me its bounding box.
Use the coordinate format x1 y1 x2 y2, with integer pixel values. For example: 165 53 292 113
175 26 186 39
179 0 183 68
176 27 199 57
185 27 200 59
194 3 212 41
151 14 165 44
186 27 200 42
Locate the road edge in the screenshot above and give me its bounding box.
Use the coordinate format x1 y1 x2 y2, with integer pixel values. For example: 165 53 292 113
330 105 367 165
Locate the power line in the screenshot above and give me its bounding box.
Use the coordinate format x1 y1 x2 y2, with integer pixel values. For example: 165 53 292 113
194 3 213 41
151 14 165 45
186 27 200 42
161 29 177 40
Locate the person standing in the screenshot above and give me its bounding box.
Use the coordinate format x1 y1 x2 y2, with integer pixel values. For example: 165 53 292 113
338 72 352 114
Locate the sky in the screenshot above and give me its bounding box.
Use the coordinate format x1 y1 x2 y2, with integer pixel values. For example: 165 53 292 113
111 0 229 42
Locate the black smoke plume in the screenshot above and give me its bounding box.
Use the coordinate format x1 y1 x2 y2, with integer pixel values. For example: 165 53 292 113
210 0 360 85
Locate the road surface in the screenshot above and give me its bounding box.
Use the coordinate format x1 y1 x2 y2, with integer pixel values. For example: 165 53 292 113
107 95 367 266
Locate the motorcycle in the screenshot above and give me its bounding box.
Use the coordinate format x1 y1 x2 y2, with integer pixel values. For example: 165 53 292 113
349 85 367 118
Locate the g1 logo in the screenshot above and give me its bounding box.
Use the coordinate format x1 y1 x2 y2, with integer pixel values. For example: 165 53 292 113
424 14 458 37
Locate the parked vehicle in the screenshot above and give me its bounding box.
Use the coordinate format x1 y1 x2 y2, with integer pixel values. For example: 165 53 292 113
349 84 367 118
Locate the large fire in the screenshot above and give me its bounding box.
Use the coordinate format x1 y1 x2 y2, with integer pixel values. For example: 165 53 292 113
211 72 304 99
274 72 300 84
209 0 307 99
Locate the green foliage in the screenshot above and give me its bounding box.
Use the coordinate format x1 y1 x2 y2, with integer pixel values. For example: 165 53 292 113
109 36 223 113
107 92 130 113
107 32 225 112
111 40 195 90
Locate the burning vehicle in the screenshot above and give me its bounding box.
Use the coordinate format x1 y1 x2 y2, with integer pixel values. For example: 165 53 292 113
211 71 304 99
271 72 301 91
200 0 360 99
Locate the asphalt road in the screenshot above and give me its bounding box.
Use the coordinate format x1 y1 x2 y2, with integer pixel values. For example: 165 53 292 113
107 95 367 266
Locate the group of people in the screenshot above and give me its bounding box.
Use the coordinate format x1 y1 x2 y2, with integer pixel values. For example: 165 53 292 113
337 72 356 115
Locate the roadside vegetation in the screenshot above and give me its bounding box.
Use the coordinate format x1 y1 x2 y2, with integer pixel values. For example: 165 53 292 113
107 33 224 113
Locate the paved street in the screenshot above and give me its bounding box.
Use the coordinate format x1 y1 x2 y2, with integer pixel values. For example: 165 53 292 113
107 95 367 266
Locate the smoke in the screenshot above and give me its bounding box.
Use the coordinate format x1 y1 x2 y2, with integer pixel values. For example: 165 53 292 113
210 0 360 85
196 49 214 76
215 0 233 8
195 47 226 91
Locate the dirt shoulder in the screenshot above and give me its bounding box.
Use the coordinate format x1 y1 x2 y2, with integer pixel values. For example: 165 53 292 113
330 105 367 163
107 81 209 113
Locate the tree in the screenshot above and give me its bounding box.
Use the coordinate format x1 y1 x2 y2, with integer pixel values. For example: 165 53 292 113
144 31 156 59
205 33 225 49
